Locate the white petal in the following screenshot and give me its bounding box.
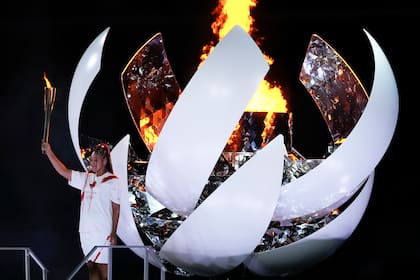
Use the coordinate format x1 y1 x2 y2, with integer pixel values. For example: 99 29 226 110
160 136 286 276
68 27 109 170
273 29 399 221
112 135 166 268
245 172 374 276
146 25 269 216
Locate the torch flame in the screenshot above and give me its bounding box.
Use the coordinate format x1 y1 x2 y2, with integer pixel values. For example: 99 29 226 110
43 72 53 88
42 72 56 145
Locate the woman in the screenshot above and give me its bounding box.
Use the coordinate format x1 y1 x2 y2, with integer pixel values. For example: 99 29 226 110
42 142 121 280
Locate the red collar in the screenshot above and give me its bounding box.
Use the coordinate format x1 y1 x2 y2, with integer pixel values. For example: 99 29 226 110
102 174 118 182
90 174 118 187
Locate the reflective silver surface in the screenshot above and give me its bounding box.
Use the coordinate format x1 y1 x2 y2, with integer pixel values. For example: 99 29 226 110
121 33 182 152
299 34 368 143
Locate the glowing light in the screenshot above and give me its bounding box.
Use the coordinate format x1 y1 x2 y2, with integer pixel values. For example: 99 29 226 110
43 72 53 88
245 80 287 112
201 0 288 119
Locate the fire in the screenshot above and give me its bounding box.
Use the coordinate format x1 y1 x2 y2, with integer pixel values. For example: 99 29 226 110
201 0 287 113
335 138 346 145
137 0 290 152
140 117 159 149
201 0 288 113
43 72 53 88
42 72 57 145
200 0 257 63
246 80 287 112
200 0 289 151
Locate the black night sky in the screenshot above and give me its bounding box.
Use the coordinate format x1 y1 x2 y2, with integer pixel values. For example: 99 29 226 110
1 1 417 279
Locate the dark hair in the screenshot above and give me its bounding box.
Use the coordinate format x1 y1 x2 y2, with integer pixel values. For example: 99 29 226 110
93 143 113 173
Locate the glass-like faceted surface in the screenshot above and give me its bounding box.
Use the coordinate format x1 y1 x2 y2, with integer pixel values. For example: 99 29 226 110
224 112 293 153
299 34 368 143
121 33 182 152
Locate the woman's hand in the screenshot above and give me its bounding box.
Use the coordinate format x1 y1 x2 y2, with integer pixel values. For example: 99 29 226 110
109 232 118 245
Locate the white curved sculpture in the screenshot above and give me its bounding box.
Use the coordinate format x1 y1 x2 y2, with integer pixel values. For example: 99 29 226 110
272 29 399 222
145 25 270 217
68 27 110 170
245 173 374 276
159 136 286 276
67 25 398 277
67 28 164 268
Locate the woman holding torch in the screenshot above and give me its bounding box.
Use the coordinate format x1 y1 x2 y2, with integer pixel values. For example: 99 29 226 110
41 141 121 280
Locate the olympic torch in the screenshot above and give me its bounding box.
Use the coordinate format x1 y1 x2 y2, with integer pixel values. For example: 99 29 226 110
42 72 56 149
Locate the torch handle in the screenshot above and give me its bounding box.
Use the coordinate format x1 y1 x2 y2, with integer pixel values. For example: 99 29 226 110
42 87 56 151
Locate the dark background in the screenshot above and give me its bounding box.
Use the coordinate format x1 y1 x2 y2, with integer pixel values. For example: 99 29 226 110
1 1 416 279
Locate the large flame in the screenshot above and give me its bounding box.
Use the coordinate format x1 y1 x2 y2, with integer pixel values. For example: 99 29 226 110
136 1 289 151
200 0 257 63
200 0 287 114
200 0 289 151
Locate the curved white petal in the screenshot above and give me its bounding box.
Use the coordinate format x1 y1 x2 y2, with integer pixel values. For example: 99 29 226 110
160 136 286 276
68 27 110 170
67 28 164 268
112 135 165 268
111 136 133 244
111 136 140 244
145 25 269 216
273 29 399 221
245 172 374 276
